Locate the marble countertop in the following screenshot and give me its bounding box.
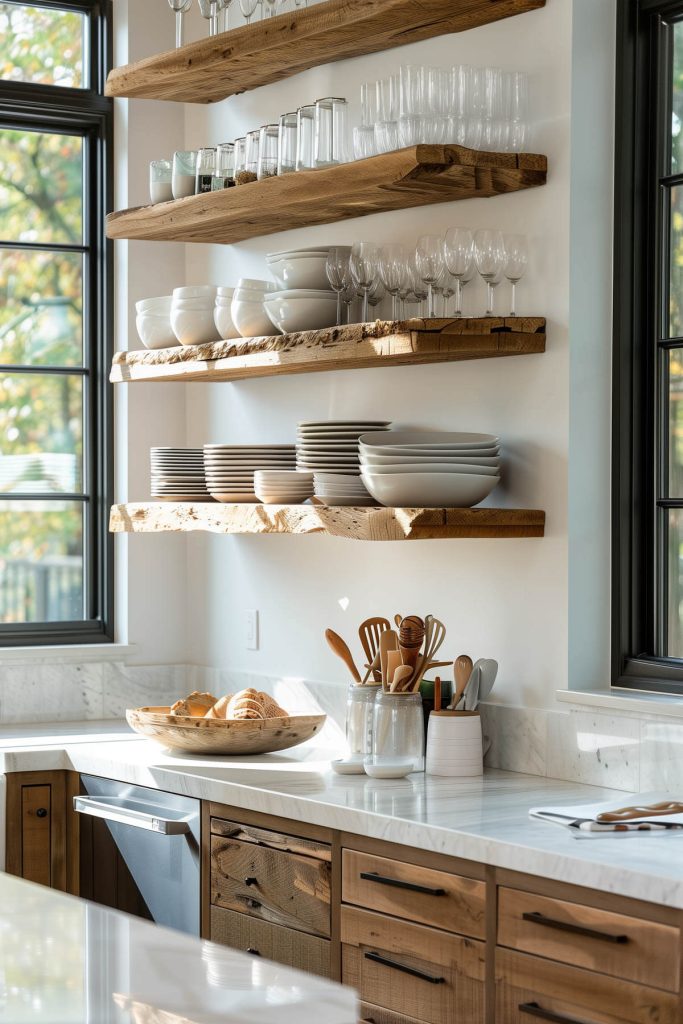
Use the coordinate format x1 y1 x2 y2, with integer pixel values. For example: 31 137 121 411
0 871 357 1024
2 720 683 909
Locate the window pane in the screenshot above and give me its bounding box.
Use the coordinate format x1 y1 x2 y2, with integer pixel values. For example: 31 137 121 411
0 3 85 89
673 22 683 173
0 128 83 245
668 350 683 497
669 185 683 338
0 249 82 366
0 373 82 491
0 499 83 622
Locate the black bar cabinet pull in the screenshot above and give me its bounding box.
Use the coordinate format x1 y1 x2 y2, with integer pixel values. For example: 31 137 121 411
522 911 629 944
519 1001 597 1024
363 951 445 985
360 871 446 897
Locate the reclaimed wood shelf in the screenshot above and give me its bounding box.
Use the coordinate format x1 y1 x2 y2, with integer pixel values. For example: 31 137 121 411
106 145 547 246
109 503 546 541
111 317 546 384
105 0 545 104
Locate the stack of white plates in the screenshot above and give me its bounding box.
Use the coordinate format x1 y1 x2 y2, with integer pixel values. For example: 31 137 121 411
359 431 501 508
203 444 297 503
254 470 314 505
314 473 377 507
150 448 210 502
296 420 391 476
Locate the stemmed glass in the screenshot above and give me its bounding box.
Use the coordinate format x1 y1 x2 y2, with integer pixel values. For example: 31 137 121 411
443 227 474 318
198 0 220 34
378 244 406 320
239 0 259 24
459 260 476 316
168 0 192 48
326 248 351 327
340 275 357 324
415 235 445 318
350 242 378 322
503 233 528 315
367 277 386 314
474 229 506 316
217 0 232 31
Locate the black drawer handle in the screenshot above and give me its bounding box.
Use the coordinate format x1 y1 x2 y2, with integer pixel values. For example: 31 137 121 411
36 808 48 819
364 951 445 985
246 947 261 956
360 871 446 897
522 911 628 944
520 1002 598 1024
244 877 258 887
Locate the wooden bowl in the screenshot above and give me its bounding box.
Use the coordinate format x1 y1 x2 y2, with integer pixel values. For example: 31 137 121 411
125 706 327 755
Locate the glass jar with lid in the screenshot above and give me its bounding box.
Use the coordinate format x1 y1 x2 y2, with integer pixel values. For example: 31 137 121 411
367 690 425 773
257 124 279 180
195 147 216 193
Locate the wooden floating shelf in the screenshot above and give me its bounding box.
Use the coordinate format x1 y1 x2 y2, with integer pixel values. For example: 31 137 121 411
105 0 545 104
106 145 547 246
109 503 546 541
111 317 546 384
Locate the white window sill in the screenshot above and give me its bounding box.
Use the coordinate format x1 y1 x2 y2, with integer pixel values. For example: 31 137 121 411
556 687 683 718
0 643 136 665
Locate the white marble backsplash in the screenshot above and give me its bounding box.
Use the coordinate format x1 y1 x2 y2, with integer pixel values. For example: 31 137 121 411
2 660 683 792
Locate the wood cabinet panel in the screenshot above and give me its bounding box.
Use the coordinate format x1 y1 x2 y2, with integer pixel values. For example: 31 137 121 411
342 849 485 939
359 1002 426 1024
495 948 679 1024
211 817 331 860
498 886 680 992
342 905 485 1024
211 905 331 977
211 834 331 936
5 771 68 891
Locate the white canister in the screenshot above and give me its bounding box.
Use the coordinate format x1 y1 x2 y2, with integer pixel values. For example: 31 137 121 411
426 711 483 777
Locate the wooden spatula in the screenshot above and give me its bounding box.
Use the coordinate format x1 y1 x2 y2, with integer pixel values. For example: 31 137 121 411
379 629 399 690
358 617 390 683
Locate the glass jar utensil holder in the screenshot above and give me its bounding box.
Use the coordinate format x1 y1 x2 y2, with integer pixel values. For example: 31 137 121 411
367 691 425 774
150 159 173 204
346 682 378 758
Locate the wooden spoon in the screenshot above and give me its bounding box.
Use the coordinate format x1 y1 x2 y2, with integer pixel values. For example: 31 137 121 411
450 654 473 710
412 615 446 689
324 628 361 683
379 629 399 690
386 649 403 688
358 617 390 683
391 665 414 692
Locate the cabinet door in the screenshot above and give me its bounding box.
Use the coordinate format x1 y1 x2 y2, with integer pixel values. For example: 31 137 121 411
6 771 69 891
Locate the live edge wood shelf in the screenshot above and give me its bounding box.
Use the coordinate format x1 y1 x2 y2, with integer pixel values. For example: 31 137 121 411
105 0 545 104
109 504 545 541
110 317 546 384
106 145 547 246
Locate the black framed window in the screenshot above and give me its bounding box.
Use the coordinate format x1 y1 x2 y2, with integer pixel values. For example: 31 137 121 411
0 0 113 645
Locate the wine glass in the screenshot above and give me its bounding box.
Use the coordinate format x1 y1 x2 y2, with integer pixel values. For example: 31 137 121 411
198 0 220 34
443 227 474 318
217 0 232 31
326 248 351 327
349 242 378 323
168 0 192 48
340 274 357 324
378 243 406 320
367 277 386 314
239 0 258 24
503 233 528 316
474 229 506 316
415 234 445 318
459 259 477 316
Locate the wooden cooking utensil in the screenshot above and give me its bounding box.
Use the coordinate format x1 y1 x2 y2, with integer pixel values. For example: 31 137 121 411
399 614 425 673
412 615 446 689
379 629 399 689
596 801 683 823
386 649 403 689
324 628 361 683
361 650 380 685
394 614 403 628
391 665 414 692
450 654 473 710
434 676 442 713
359 617 391 683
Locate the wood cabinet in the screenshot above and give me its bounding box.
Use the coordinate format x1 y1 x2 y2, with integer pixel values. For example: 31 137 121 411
5 770 79 893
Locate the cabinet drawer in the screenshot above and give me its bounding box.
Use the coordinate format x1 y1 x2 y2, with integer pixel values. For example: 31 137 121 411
211 834 331 937
498 886 680 992
360 1002 426 1024
495 948 679 1024
211 905 331 978
342 849 485 939
342 905 485 1024
210 817 331 861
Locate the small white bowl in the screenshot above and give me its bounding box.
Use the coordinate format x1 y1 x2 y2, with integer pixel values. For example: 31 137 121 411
173 285 217 300
363 757 414 779
268 255 330 291
171 306 219 346
231 297 278 338
136 313 180 349
214 303 240 341
264 290 337 334
136 295 173 314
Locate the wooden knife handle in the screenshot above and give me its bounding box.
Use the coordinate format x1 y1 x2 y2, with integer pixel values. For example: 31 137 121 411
596 800 683 823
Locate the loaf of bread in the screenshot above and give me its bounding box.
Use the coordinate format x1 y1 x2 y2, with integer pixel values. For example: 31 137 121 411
201 687 288 720
170 690 219 717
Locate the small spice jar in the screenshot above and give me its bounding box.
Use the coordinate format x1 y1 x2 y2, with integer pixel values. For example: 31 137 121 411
257 124 279 180
236 128 259 185
295 104 315 171
277 112 297 175
212 142 235 189
195 147 216 194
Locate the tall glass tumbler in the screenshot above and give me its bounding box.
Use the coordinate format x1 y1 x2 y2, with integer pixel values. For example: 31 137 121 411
212 142 235 189
296 104 315 171
171 150 198 199
332 97 350 164
278 112 298 174
314 97 335 167
257 124 279 179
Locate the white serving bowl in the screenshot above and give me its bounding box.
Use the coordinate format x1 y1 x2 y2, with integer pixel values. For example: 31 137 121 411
360 462 499 476
360 470 499 508
136 295 173 314
170 306 219 346
361 451 500 467
359 431 499 449
266 247 337 261
136 313 180 349
268 255 331 291
265 290 337 334
231 296 279 338
173 285 217 300
214 303 240 341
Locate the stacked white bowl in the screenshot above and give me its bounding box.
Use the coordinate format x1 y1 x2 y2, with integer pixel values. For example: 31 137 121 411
230 279 278 338
135 295 178 350
254 470 314 504
214 287 239 341
359 431 501 508
171 285 219 346
265 247 349 334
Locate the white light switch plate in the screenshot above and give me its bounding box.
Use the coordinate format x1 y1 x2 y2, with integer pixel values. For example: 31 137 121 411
246 609 259 650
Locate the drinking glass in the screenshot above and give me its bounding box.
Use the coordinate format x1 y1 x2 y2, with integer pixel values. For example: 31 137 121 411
326 248 351 326
314 97 344 168
474 228 506 315
407 255 427 316
149 159 173 205
415 234 445 317
424 66 448 143
353 125 375 160
341 274 357 324
447 65 470 144
443 227 474 317
239 0 258 24
367 277 386 313
378 243 406 320
244 128 260 182
257 124 279 179
466 65 485 149
168 0 192 48
349 242 378 322
234 137 246 181
361 81 379 128
459 260 477 316
399 64 424 146
217 0 231 31
212 143 235 189
332 97 350 164
278 112 298 175
296 104 315 171
195 147 216 193
375 75 399 153
172 150 198 199
503 233 528 315
509 71 529 151
198 0 220 34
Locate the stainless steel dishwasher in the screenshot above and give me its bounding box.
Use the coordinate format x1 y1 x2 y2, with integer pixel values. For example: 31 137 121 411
74 774 200 936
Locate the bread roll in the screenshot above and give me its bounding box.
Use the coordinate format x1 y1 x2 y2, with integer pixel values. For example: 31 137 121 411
204 695 232 719
170 690 219 717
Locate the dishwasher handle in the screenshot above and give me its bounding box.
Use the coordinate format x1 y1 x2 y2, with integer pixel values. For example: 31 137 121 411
73 795 191 835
